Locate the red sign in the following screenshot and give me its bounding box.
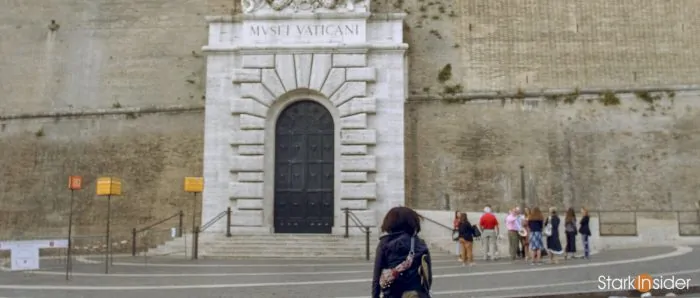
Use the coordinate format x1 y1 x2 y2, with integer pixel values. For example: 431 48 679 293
68 176 82 190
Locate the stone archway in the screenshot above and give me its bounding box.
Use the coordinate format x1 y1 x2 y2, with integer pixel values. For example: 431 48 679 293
274 100 335 233
200 3 408 235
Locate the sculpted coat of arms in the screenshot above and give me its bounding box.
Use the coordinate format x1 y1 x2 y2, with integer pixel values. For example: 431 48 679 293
243 0 365 13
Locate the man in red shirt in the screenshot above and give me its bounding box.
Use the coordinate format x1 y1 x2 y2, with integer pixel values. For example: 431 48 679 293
479 205 500 260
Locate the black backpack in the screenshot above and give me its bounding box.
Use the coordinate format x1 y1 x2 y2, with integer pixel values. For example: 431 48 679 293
472 225 481 239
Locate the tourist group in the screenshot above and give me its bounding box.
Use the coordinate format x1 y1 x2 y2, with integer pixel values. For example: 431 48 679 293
453 205 593 266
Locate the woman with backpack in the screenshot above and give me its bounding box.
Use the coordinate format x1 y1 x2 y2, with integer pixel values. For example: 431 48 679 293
457 212 476 266
372 207 433 298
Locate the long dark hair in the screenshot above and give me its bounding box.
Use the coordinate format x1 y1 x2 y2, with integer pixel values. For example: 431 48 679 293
459 212 470 225
530 207 544 221
565 208 576 223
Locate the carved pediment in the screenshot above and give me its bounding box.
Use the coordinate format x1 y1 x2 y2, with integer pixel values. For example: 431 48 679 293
242 0 369 13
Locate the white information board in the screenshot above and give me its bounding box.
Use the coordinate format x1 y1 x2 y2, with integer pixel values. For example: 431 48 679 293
10 244 39 271
0 239 69 272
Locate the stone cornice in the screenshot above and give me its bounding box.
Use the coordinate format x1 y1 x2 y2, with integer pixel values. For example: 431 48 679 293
0 105 204 121
206 12 371 22
204 12 405 22
202 43 407 54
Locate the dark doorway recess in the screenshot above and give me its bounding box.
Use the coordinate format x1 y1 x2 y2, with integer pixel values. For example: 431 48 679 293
274 100 335 234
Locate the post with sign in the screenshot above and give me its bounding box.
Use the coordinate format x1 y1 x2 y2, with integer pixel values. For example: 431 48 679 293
96 177 122 274
66 176 82 280
184 177 203 259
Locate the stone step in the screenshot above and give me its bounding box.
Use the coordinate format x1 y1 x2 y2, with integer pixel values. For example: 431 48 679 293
200 254 374 259
200 245 373 251
199 240 378 246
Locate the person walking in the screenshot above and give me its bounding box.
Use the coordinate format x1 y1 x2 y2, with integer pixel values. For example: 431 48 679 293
545 207 563 264
479 205 499 261
564 208 577 260
457 212 475 266
453 210 462 261
505 207 520 261
527 207 545 265
579 207 592 260
371 207 432 298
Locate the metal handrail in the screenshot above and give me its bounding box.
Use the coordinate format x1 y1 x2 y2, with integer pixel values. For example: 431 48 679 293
418 213 454 232
131 211 184 256
348 212 369 233
136 211 183 234
201 210 227 232
341 208 372 261
192 207 232 260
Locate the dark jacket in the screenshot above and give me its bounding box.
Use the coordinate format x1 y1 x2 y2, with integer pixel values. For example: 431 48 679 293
372 232 433 298
528 219 544 232
458 221 475 242
579 215 591 236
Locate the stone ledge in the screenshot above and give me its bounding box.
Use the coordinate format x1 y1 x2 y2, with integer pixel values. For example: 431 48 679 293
341 155 376 172
340 182 377 199
238 172 264 182
339 199 368 210
346 67 376 82
231 130 265 145
205 12 371 22
239 114 266 130
229 182 264 199
332 54 366 67
340 113 367 129
0 105 204 121
237 145 265 155
341 145 367 155
231 210 264 226
341 129 376 145
341 172 368 182
231 98 269 117
230 156 264 172
236 199 263 210
338 97 376 116
242 55 275 69
232 68 261 83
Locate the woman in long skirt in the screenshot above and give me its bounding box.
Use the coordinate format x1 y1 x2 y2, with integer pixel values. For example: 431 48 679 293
564 208 577 259
545 207 563 264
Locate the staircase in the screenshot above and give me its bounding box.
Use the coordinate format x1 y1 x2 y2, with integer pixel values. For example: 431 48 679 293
145 233 380 259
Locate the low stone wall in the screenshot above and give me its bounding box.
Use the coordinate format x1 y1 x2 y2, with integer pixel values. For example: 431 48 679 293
416 209 700 257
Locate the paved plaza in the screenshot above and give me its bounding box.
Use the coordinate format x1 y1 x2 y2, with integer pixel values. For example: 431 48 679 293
1 245 700 298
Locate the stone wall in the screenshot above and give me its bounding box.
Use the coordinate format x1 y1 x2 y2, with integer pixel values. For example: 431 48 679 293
0 111 203 239
389 0 700 93
2 0 700 237
406 90 700 212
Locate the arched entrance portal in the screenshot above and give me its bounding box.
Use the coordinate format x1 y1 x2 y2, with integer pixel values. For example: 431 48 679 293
274 100 335 234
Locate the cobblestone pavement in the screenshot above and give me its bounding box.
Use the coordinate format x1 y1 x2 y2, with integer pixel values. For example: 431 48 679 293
0 245 699 298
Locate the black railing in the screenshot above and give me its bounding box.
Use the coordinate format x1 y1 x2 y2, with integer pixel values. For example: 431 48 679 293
342 208 371 261
594 210 638 236
419 214 454 232
131 211 184 256
677 210 700 236
192 207 232 260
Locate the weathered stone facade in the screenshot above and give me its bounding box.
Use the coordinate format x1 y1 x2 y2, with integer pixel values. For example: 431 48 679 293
1 0 700 237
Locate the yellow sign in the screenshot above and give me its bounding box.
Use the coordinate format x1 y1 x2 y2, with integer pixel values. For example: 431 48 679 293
96 177 122 196
184 177 204 193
